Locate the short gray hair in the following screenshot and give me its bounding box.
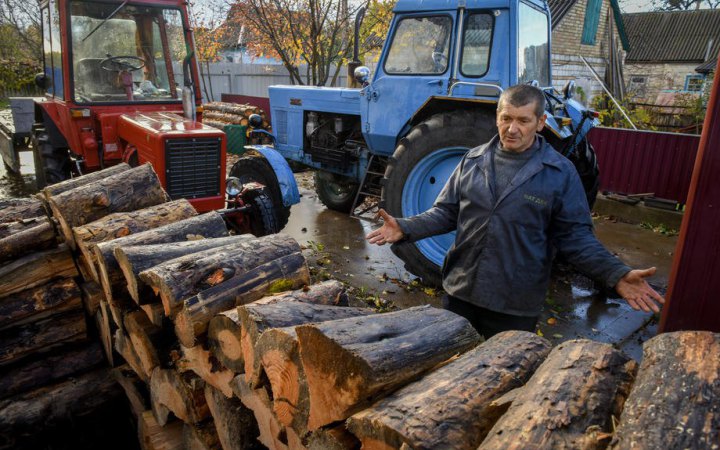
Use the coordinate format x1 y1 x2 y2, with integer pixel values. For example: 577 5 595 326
497 84 546 118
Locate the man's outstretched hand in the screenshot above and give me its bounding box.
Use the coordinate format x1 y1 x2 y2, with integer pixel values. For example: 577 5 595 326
615 267 665 313
366 209 405 246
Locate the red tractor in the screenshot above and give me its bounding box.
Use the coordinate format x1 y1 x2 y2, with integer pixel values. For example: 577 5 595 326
30 0 294 235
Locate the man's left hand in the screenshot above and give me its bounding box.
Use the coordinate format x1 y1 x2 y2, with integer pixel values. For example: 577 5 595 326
615 267 665 313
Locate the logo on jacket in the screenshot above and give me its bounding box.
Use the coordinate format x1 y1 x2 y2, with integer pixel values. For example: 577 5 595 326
523 194 548 206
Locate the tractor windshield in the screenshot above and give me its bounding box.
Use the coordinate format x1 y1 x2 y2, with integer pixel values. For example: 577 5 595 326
69 0 189 103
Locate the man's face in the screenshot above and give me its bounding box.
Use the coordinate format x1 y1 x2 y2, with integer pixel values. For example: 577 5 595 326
496 101 547 152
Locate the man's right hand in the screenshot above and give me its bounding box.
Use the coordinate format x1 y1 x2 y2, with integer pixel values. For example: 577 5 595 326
366 209 405 246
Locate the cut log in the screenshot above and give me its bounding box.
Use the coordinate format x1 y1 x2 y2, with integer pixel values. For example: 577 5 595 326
249 304 375 418
231 375 289 450
177 344 235 398
479 339 637 450
141 302 166 327
97 300 118 366
107 291 135 330
124 310 177 379
0 244 77 298
112 364 150 418
346 331 551 450
95 211 228 304
73 199 198 282
114 329 148 383
0 216 57 263
208 280 348 374
307 425 360 450
287 427 308 450
0 308 87 367
609 331 720 450
0 342 103 400
81 281 103 317
116 234 254 304
150 367 210 426
296 305 481 430
138 410 184 450
204 384 261 450
174 251 310 348
42 162 131 199
0 369 122 430
0 197 47 223
0 277 81 329
141 233 301 318
47 163 169 248
183 420 221 450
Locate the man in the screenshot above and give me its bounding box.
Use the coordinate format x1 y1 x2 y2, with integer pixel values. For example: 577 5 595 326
366 84 664 338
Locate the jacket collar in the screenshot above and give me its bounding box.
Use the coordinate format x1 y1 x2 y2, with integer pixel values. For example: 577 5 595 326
466 134 564 170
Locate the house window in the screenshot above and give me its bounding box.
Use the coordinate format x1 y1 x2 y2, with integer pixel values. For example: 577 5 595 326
581 0 602 45
628 75 647 97
685 74 704 92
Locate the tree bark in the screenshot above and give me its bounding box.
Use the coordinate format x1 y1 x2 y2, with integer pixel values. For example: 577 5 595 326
73 199 197 282
116 235 254 304
150 367 210 426
0 216 57 263
96 300 118 366
183 420 221 450
81 281 103 317
141 233 301 318
114 329 149 383
124 310 177 380
0 277 81 329
296 305 481 430
231 374 289 450
346 331 551 450
0 307 87 367
48 163 169 248
112 364 150 418
42 163 131 199
0 342 103 400
0 198 48 223
173 251 310 348
177 344 235 398
0 369 122 430
95 212 228 305
204 384 262 450
306 425 360 450
138 410 184 450
248 303 374 407
0 244 77 298
207 280 348 374
479 339 637 450
609 331 720 450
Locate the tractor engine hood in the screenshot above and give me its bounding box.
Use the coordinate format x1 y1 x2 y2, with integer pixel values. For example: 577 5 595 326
268 85 362 116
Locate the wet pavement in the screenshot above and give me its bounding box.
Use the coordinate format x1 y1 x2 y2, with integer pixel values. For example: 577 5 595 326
0 156 678 361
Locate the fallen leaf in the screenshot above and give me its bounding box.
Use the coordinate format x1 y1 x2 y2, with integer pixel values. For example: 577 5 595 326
552 333 563 339
547 318 557 326
342 245 350 250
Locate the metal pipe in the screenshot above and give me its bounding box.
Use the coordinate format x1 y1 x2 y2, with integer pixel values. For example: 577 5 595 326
579 55 637 130
448 1 466 93
448 81 503 97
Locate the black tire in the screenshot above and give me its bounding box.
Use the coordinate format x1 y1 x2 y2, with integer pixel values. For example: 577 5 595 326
314 171 361 213
566 139 600 209
31 130 71 189
382 110 496 286
245 189 280 237
229 156 290 230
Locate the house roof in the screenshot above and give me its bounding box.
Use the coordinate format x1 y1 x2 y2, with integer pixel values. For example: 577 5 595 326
547 0 630 50
623 9 720 63
696 58 717 73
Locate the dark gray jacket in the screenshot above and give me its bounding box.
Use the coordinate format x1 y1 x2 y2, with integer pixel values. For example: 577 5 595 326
396 135 630 317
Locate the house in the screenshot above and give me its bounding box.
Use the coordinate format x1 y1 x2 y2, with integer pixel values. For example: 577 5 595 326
622 9 720 102
548 0 630 104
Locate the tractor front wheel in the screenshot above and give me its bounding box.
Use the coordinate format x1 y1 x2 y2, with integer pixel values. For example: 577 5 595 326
229 155 290 230
245 189 280 237
382 110 496 286
31 129 71 189
313 171 361 214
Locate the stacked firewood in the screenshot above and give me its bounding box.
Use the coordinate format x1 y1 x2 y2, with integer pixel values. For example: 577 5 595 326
1 163 719 449
203 102 272 145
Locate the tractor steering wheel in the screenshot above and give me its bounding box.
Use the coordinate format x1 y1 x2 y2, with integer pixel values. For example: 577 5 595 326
100 55 146 72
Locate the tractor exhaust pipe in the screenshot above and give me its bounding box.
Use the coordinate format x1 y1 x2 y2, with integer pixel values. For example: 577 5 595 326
348 7 366 88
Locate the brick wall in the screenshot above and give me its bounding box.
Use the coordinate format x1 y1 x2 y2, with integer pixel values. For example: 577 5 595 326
624 62 704 102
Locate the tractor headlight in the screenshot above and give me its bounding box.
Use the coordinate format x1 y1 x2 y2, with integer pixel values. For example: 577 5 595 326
225 177 243 197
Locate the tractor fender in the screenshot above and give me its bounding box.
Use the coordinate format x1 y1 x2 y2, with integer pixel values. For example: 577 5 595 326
246 145 300 207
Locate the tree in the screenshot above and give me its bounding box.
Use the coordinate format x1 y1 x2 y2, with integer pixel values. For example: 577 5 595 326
223 0 394 86
0 0 42 61
651 0 719 11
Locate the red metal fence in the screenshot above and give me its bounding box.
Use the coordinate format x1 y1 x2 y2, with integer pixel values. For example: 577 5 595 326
588 127 701 204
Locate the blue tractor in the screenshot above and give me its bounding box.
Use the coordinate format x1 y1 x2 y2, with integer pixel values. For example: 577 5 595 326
247 0 600 285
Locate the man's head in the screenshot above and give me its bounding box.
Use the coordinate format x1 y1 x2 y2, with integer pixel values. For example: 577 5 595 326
496 85 547 152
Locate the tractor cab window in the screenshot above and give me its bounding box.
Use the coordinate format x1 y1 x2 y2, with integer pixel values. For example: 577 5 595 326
517 3 550 86
69 0 188 103
460 13 493 77
384 15 452 75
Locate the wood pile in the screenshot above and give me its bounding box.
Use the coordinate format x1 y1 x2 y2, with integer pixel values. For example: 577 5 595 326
202 102 272 145
2 164 720 450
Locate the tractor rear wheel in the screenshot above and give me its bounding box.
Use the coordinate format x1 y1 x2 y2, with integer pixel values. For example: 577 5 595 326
314 171 361 214
31 129 71 189
382 110 496 287
229 155 290 230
